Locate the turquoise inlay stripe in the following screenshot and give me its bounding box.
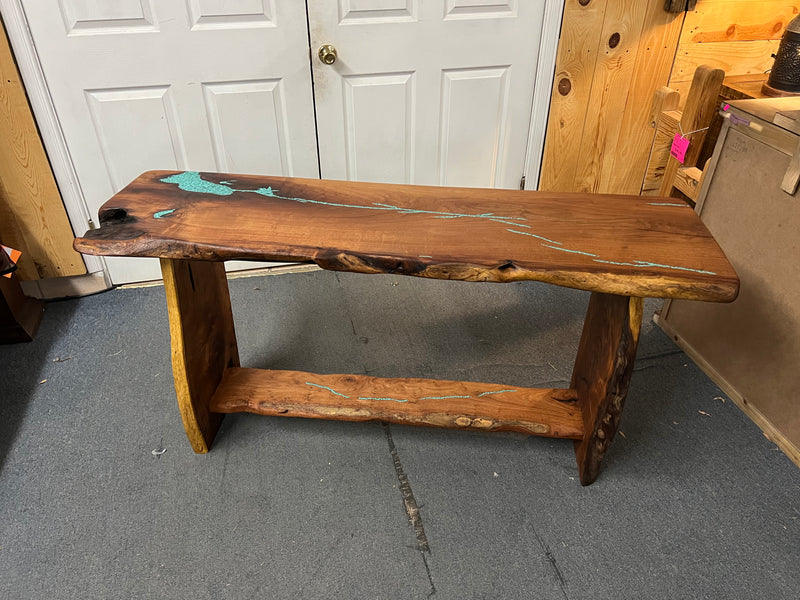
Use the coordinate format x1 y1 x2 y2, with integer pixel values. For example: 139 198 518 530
420 395 471 401
505 229 562 245
158 172 717 278
153 209 176 219
359 396 409 403
419 255 433 258
159 172 528 224
541 244 597 257
305 382 350 398
491 219 531 228
592 258 716 275
593 259 645 268
161 171 235 196
647 202 687 207
477 389 518 397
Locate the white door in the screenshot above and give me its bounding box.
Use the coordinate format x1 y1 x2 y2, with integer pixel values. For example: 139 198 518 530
19 0 319 284
308 0 549 188
10 1 559 285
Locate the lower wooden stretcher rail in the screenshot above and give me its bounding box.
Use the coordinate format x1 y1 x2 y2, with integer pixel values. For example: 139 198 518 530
209 367 584 439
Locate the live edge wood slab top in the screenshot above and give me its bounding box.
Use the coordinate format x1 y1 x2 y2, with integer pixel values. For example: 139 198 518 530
75 170 738 302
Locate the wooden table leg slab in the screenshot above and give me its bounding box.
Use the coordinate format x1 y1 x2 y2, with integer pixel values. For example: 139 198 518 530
210 367 585 439
161 258 239 453
572 292 643 485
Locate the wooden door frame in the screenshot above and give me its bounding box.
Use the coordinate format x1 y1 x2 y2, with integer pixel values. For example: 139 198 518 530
524 0 565 191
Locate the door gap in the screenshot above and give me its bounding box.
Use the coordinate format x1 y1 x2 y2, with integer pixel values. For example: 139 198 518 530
304 0 322 180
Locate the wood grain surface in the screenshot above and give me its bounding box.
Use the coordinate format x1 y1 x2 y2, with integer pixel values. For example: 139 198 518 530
0 19 85 280
74 170 738 301
660 65 725 198
210 367 584 439
162 258 239 453
572 293 643 486
573 0 649 193
539 0 610 192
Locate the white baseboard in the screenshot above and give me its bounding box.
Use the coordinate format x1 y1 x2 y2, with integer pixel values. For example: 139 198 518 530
21 270 112 299
116 263 322 290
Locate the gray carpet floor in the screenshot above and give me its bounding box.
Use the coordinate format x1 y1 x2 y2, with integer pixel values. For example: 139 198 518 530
1 269 798 599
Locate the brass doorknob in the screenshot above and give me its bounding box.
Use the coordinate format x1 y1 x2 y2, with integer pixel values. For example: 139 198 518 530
318 44 337 65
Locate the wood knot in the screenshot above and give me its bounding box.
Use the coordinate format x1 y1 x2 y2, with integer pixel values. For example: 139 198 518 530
558 78 572 96
98 207 130 223
578 0 590 6
608 32 620 49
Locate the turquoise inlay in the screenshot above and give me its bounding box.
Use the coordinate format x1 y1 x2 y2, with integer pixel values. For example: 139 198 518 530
420 395 471 401
541 244 598 257
368 202 524 222
161 171 235 196
478 389 518 397
159 172 528 223
592 258 716 275
305 382 350 398
419 255 433 258
153 209 176 219
159 172 718 279
359 396 409 403
647 202 687 207
505 229 562 245
491 219 531 228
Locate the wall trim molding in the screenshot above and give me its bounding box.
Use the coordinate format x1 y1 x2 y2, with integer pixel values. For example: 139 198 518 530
21 271 112 300
523 0 564 190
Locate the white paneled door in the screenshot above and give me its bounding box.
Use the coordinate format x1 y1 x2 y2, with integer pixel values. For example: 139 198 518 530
309 0 549 188
13 0 557 284
20 0 319 283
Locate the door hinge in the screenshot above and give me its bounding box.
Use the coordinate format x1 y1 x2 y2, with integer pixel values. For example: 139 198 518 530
519 175 526 190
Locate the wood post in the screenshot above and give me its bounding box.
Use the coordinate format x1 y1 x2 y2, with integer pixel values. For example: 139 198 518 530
161 259 239 453
659 65 725 198
572 292 643 485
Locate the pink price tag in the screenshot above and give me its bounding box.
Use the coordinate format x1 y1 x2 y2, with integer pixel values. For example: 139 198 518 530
670 133 690 164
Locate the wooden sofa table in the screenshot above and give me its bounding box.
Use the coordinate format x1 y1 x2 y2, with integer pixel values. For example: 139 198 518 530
74 171 738 485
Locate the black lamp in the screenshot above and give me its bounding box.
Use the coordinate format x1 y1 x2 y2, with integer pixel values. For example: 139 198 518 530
763 14 800 96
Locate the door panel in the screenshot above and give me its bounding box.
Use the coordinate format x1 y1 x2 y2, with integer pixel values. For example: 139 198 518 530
187 0 276 29
202 79 293 175
85 86 185 191
342 72 414 183
58 0 158 33
339 0 417 23
439 66 509 187
444 0 517 20
22 0 317 284
309 0 547 188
